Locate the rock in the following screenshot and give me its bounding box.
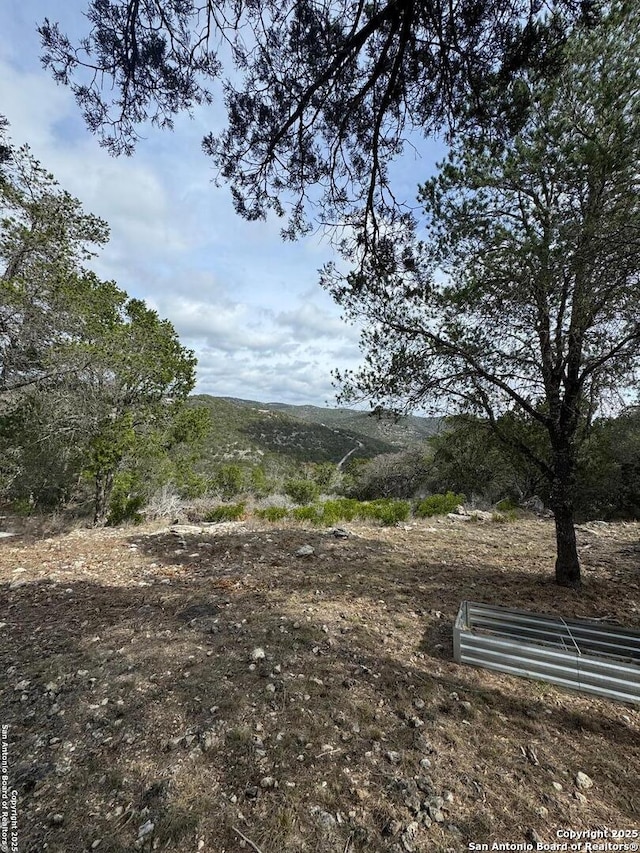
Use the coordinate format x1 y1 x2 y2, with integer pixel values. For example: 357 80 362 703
260 776 277 789
137 820 155 839
536 806 549 819
383 819 402 837
527 829 543 845
523 496 545 513
419 758 432 770
401 821 420 852
91 841 102 850
413 698 425 710
575 771 593 790
330 528 349 538
574 791 588 804
385 750 401 764
50 814 64 825
251 647 266 661
295 545 315 557
552 781 563 792
310 807 336 830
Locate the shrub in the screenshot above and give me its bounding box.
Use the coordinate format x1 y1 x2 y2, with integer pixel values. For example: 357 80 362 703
357 498 411 525
291 505 322 523
320 498 360 525
415 491 465 517
284 479 320 505
214 465 244 500
255 506 290 522
107 472 145 525
492 509 519 523
495 498 518 512
204 502 246 522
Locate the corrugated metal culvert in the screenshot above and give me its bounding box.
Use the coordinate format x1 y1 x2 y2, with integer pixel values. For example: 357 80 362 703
453 601 640 705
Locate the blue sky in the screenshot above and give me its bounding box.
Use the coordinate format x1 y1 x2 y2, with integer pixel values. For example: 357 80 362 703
0 1 445 407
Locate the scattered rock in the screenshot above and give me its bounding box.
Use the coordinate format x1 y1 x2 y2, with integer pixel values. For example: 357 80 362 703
137 820 154 839
385 750 401 764
251 647 266 661
310 807 336 830
552 782 563 792
383 819 402 837
330 528 349 538
536 806 549 819
401 821 420 852
260 776 277 789
50 813 64 826
295 545 315 557
575 771 593 790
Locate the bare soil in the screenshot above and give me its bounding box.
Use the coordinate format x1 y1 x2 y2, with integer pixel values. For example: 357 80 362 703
1 515 639 853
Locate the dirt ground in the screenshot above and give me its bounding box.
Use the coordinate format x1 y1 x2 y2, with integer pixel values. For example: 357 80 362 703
1 514 639 853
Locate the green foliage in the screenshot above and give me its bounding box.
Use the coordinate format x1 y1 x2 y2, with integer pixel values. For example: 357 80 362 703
255 506 290 522
214 464 244 500
107 471 145 525
204 502 246 522
495 498 518 512
356 498 411 525
415 492 465 518
344 448 432 500
0 126 198 525
320 498 360 525
291 505 322 523
310 461 340 492
284 479 320 505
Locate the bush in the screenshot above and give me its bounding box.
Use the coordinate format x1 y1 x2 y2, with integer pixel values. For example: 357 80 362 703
214 465 244 500
492 509 519 523
495 498 518 512
357 498 411 525
320 498 360 525
107 472 145 525
284 479 320 505
255 506 290 522
415 491 465 517
204 502 246 522
291 505 323 523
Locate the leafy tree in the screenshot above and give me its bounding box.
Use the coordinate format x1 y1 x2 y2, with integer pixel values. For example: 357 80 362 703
325 5 640 587
0 126 198 523
1 140 110 400
80 297 197 523
426 416 549 505
38 1 594 257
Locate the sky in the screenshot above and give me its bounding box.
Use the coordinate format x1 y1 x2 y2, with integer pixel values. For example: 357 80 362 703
0 1 445 408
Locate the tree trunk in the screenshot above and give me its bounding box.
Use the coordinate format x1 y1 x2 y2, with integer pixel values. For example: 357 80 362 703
93 469 114 526
552 503 581 588
550 445 581 588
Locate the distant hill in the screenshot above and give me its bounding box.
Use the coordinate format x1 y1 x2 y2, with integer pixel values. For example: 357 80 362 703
188 395 442 471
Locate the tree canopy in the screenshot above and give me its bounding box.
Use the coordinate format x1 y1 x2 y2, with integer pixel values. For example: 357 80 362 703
39 0 595 252
0 128 199 522
325 3 640 586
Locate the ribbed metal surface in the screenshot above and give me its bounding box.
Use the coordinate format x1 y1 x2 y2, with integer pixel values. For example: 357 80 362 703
453 601 640 705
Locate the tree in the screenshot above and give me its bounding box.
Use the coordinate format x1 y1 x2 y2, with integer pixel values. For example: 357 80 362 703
39 0 594 255
79 297 197 524
0 126 198 523
324 4 640 587
0 138 110 401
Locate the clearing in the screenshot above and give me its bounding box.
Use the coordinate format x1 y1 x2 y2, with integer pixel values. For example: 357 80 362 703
1 515 639 852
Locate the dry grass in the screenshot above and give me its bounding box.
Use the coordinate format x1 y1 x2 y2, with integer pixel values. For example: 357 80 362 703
1 515 639 852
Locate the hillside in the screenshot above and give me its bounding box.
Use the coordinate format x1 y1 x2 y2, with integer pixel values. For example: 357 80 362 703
212 396 442 452
188 395 401 471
